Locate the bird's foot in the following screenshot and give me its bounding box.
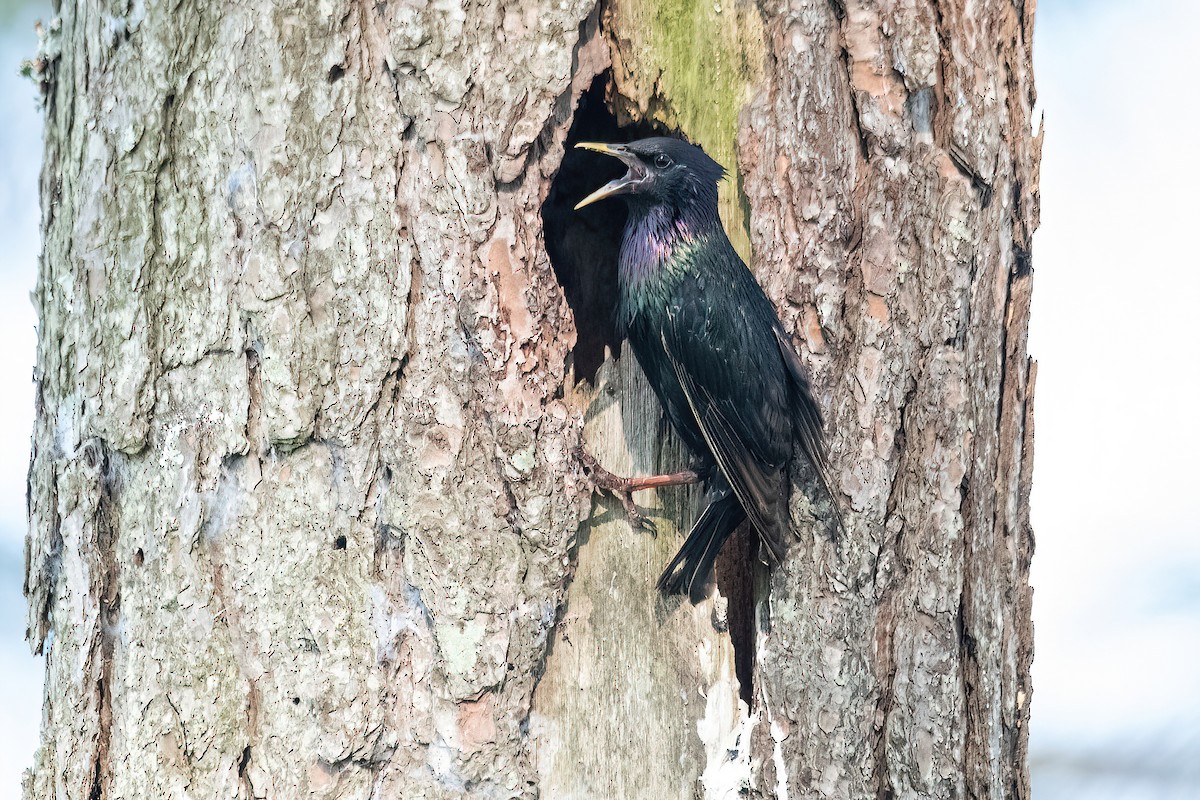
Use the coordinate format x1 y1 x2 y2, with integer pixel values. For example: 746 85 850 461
577 449 658 534
575 449 703 535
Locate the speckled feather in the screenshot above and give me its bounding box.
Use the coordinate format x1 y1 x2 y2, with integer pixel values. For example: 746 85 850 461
603 138 831 601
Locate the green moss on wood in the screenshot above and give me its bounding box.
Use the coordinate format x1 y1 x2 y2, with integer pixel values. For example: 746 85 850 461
607 0 765 263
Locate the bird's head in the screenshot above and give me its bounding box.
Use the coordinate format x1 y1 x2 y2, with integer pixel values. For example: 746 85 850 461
573 137 726 213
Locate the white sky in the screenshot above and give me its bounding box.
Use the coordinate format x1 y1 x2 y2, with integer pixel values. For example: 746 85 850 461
1030 0 1200 754
0 0 1197 797
1029 0 1200 794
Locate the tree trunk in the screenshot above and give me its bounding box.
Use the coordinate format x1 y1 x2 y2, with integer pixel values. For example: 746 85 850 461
24 0 1037 798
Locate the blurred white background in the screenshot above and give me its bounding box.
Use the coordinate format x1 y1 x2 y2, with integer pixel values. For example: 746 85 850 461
0 0 1196 796
1028 0 1200 796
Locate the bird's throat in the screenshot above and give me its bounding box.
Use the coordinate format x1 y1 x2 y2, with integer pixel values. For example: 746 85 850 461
619 206 713 288
616 204 722 331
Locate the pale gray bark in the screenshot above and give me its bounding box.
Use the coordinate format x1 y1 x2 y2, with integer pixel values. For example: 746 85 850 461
25 1 1037 799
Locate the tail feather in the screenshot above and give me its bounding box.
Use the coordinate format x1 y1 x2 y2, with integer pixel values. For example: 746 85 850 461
656 491 746 604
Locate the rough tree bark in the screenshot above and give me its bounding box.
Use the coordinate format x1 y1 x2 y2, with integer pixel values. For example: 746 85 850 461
24 0 1037 798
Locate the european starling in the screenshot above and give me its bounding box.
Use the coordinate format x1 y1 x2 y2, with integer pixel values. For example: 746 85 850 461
573 137 835 603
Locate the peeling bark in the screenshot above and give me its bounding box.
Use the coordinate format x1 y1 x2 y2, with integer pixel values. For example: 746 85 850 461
26 0 1037 798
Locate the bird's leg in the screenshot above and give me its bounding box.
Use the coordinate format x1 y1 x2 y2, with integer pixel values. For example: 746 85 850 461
576 448 701 533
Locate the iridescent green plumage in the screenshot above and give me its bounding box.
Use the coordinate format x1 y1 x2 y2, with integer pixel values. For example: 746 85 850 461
576 137 834 602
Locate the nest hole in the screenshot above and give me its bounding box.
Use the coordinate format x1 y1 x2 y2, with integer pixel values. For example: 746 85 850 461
541 71 659 384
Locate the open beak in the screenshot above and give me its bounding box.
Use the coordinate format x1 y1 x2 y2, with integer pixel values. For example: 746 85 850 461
573 142 643 210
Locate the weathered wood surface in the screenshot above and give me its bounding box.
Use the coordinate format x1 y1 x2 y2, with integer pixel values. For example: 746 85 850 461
25 0 1037 798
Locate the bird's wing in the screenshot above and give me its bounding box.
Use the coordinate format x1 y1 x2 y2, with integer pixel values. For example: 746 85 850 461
659 309 792 563
772 325 843 534
772 326 832 488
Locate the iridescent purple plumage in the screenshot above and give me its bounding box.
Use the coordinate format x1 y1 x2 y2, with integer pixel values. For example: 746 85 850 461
574 136 835 602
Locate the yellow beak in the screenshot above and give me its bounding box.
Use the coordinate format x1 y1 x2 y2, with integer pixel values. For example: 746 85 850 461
575 142 615 155
573 142 637 210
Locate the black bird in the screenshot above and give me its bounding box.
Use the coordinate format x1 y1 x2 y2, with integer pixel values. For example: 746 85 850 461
573 137 836 603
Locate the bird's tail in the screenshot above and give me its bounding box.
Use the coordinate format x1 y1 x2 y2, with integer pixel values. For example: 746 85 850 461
656 490 746 604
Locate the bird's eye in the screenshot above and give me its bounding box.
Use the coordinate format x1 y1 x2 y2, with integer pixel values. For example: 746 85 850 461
654 154 672 169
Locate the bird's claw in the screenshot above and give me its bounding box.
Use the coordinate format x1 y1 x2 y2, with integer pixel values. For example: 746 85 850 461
576 448 658 537
620 496 658 537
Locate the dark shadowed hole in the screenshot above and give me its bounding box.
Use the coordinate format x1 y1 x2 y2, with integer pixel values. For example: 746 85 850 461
334 535 347 550
541 71 658 384
237 746 251 775
715 525 757 704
